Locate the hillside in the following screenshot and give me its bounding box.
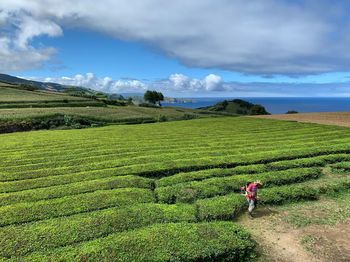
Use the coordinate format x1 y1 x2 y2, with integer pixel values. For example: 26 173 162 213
0 74 69 92
0 117 348 261
200 99 270 115
0 82 223 133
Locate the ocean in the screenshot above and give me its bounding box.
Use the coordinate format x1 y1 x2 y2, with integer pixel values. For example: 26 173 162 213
162 97 350 114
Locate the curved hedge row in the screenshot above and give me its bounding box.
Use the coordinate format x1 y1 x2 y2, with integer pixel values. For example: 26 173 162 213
195 176 350 221
0 203 196 258
0 188 154 226
157 153 350 187
0 175 153 206
18 222 256 262
156 167 322 203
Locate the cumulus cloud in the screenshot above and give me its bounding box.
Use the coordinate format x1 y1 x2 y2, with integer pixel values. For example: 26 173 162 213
165 74 224 92
0 8 62 72
1 0 350 75
39 73 147 93
28 72 350 97
35 73 226 94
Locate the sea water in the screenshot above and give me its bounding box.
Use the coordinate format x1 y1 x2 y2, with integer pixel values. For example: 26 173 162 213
163 97 350 114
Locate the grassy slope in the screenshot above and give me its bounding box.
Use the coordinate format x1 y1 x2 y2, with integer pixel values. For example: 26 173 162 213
0 83 221 129
0 117 349 260
0 84 89 102
0 106 217 122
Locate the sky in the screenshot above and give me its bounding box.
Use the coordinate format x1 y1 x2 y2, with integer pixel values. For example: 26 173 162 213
1 0 350 97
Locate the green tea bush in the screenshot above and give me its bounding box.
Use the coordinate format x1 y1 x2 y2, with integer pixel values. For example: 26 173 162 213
156 168 322 203
22 222 256 262
0 203 196 258
0 175 153 206
156 164 267 187
196 193 246 221
0 188 154 226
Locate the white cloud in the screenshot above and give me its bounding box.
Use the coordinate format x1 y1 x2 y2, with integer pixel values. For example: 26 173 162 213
16 16 62 49
0 9 61 72
32 73 225 94
35 73 147 93
26 72 350 97
1 0 350 74
204 74 223 91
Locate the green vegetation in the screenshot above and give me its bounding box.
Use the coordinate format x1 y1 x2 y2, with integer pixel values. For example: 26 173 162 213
0 85 91 103
0 117 349 260
200 99 270 115
143 90 164 105
0 83 223 133
279 190 350 228
156 168 322 203
18 222 256 262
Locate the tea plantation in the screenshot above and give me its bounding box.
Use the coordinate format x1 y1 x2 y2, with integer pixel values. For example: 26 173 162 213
0 117 349 261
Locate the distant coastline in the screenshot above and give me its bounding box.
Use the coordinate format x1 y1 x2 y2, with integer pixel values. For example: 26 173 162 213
163 97 350 114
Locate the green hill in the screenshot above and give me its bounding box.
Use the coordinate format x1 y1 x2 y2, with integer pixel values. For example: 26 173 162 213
0 82 223 133
200 99 270 115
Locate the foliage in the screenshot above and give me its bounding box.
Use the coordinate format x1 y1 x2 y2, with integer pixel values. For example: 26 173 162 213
199 98 270 115
0 117 349 259
155 168 322 203
22 222 256 262
143 90 164 105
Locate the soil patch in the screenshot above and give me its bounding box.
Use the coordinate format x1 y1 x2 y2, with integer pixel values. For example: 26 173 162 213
252 112 350 127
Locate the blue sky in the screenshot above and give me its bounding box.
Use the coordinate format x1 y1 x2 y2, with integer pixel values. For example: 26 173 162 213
1 0 350 97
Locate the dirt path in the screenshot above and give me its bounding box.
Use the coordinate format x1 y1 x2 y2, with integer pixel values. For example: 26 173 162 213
237 207 320 262
236 206 350 262
251 112 350 127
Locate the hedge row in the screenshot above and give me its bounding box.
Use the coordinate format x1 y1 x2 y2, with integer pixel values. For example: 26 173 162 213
330 161 350 171
0 129 348 177
1 137 344 182
1 144 349 195
156 168 322 203
157 153 350 187
2 128 344 166
156 164 266 187
0 121 333 154
0 175 153 206
195 176 350 221
0 203 195 258
0 188 154 226
18 222 256 262
266 154 350 170
196 193 247 221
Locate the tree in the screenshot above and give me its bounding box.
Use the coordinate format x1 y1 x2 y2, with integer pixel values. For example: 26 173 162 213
144 90 164 106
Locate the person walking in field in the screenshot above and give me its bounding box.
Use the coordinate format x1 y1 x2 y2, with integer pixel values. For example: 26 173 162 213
245 180 262 218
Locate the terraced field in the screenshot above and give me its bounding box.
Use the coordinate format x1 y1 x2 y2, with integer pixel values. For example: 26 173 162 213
0 117 349 261
0 84 102 108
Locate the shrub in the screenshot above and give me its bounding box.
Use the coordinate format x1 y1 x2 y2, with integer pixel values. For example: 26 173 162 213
0 175 154 206
196 193 246 221
24 222 256 262
156 168 322 203
0 203 196 258
259 184 319 204
156 164 267 187
0 188 154 226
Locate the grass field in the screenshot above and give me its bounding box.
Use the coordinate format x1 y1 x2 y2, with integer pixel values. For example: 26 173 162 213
0 106 214 122
0 117 349 261
0 83 223 132
0 84 103 109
